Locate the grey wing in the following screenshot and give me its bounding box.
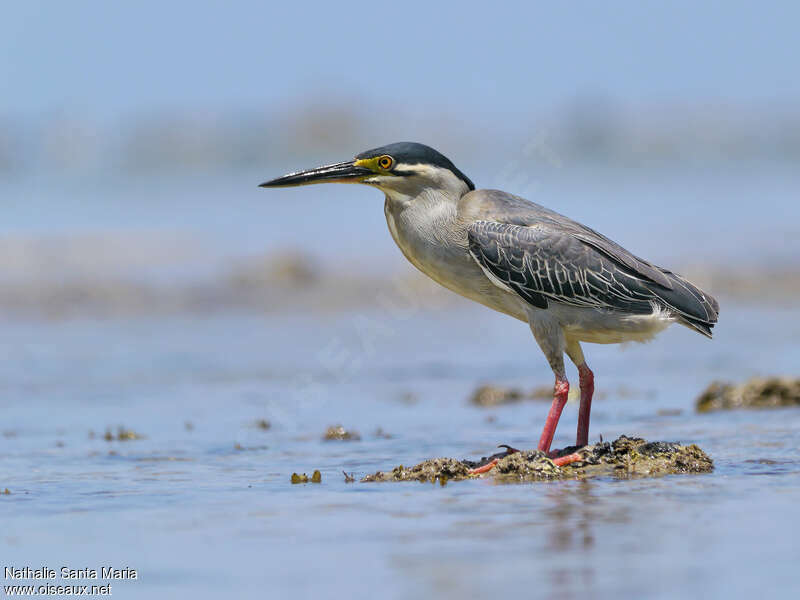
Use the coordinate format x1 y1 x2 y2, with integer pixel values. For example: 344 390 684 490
462 189 675 289
467 220 719 335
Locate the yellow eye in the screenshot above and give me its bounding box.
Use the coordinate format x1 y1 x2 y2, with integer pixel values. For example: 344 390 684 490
377 155 393 170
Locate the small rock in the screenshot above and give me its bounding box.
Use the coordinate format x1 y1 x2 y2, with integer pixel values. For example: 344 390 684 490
657 408 683 416
470 385 526 406
530 385 556 400
323 425 361 441
696 377 800 412
234 443 268 452
469 384 572 407
116 427 143 441
103 426 144 442
373 427 392 439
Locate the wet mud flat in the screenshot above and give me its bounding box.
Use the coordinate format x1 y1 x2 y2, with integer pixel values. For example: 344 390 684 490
362 435 713 483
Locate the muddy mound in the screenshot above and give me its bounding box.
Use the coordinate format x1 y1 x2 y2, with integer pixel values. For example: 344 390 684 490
361 458 471 482
493 450 562 481
696 377 800 412
542 435 713 481
361 436 712 483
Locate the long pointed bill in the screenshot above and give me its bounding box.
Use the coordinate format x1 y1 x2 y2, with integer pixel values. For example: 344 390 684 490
259 160 372 188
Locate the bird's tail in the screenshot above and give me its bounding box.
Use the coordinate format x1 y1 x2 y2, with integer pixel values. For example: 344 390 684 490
653 270 719 338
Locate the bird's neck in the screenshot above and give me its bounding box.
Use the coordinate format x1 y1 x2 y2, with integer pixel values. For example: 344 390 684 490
383 186 466 260
382 186 459 211
380 168 470 213
383 187 464 236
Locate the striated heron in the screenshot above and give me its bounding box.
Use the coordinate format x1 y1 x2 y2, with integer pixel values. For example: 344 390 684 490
260 142 719 468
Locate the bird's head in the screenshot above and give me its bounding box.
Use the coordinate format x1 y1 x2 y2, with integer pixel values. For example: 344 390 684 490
260 142 474 201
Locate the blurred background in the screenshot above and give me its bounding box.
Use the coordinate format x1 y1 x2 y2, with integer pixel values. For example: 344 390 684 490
2 3 799 599
2 1 799 317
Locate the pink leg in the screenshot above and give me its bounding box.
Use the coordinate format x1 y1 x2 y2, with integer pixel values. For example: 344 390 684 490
552 453 583 467
576 364 594 447
469 460 498 475
537 377 569 454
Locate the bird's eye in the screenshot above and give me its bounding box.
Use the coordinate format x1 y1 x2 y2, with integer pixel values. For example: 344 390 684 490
377 156 394 170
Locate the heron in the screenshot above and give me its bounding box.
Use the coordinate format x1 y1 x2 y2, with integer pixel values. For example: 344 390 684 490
260 142 719 467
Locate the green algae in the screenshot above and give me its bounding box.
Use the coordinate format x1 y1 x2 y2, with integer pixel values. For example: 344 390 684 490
103 426 144 442
291 470 322 484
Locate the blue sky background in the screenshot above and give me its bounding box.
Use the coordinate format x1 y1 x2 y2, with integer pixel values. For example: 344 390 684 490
2 1 798 122
1 1 798 275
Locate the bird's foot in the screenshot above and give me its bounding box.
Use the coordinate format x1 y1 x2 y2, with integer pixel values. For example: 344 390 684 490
468 444 584 475
548 451 584 467
547 447 585 467
468 444 520 475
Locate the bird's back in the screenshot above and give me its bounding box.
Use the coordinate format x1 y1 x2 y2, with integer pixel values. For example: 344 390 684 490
459 189 719 337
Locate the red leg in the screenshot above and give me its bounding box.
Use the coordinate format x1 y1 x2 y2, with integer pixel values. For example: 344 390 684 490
552 452 583 467
469 459 499 475
576 364 594 447
537 377 569 454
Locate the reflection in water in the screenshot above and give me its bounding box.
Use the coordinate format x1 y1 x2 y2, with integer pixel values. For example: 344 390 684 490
543 481 601 596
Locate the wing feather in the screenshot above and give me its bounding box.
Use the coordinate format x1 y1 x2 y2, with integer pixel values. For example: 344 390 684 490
467 220 717 334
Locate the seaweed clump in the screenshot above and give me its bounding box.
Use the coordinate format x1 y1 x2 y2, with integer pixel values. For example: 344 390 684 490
291 470 322 484
696 377 800 412
103 427 144 441
554 435 714 479
361 436 712 484
492 450 563 482
361 458 471 483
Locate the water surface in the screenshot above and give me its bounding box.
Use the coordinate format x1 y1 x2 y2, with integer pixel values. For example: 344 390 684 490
2 164 799 599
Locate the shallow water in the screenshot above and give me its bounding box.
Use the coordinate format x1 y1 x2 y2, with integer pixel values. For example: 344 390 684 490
2 162 800 598
2 300 799 599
